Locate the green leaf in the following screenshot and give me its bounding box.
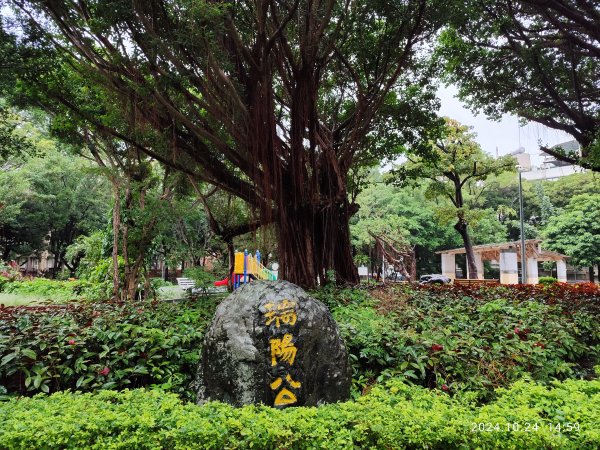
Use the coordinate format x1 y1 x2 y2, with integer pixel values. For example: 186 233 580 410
21 349 37 360
0 352 19 366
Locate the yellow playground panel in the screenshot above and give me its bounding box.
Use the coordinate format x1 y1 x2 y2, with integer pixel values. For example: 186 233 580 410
233 250 278 289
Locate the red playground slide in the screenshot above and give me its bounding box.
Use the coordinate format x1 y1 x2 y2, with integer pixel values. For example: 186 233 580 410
214 277 230 287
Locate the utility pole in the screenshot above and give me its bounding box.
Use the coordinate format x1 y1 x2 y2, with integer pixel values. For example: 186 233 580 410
517 166 527 284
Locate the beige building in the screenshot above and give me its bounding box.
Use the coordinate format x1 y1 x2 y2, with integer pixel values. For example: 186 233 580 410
17 251 57 275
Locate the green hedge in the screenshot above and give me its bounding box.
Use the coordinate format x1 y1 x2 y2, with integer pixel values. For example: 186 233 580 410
1 378 598 449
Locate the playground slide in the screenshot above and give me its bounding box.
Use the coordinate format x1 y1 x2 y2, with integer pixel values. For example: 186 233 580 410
214 277 229 287
214 251 277 289
214 273 258 287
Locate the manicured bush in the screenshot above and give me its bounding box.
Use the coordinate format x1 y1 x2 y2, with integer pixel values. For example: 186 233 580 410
183 266 216 290
0 378 598 449
539 276 558 285
0 299 218 399
333 284 600 400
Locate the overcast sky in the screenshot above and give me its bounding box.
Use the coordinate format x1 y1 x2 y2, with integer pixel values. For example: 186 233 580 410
437 85 573 166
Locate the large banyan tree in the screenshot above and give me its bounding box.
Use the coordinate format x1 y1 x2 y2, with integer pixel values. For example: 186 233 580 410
5 0 444 288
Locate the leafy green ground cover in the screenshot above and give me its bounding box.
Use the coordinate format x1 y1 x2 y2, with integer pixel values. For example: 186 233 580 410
0 299 218 399
326 283 600 400
0 378 598 449
2 284 598 402
0 276 192 304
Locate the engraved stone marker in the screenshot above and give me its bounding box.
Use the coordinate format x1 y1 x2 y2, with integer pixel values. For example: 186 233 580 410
195 281 351 407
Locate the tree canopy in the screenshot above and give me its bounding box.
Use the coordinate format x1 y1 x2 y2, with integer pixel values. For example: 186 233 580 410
0 127 110 269
1 2 598 288
391 118 514 278
2 0 447 287
544 193 600 271
438 0 600 170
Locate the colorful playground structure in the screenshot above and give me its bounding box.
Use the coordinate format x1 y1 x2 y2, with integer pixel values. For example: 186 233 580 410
214 250 278 289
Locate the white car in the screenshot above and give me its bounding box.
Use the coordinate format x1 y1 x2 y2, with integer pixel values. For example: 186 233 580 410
419 274 451 285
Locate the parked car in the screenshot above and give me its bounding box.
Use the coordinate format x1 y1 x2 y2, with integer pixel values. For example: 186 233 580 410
419 274 451 285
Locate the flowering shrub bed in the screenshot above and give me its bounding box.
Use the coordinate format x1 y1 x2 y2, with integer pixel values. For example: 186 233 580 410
421 282 600 314
0 299 217 400
333 284 600 400
0 378 598 449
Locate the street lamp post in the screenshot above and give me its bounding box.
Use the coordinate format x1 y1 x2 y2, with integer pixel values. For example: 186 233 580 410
517 166 527 284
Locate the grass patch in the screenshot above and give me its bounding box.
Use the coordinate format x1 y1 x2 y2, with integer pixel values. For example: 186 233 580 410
0 292 54 306
156 285 187 300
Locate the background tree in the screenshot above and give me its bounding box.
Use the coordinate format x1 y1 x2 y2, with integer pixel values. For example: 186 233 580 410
484 170 600 243
81 133 182 300
391 118 514 279
22 149 110 277
0 105 32 162
544 194 600 283
351 170 460 276
543 172 600 208
0 106 33 260
437 0 600 170
0 111 109 270
152 196 214 281
0 169 31 261
4 0 446 288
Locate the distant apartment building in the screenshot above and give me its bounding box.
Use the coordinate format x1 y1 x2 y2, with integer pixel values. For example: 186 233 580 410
512 140 585 181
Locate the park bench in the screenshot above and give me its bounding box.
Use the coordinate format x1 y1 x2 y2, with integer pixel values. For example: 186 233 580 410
176 277 196 290
453 278 500 287
176 277 227 296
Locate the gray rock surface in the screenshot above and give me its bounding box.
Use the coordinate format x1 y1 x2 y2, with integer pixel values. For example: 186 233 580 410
195 280 351 407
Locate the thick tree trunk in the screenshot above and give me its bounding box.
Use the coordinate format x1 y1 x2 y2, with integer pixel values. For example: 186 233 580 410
278 204 317 289
278 199 359 289
589 265 595 283
121 187 133 301
125 255 146 301
455 219 478 279
270 67 358 289
326 203 360 286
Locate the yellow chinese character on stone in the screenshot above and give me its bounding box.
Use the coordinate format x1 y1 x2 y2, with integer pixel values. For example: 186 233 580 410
263 299 297 328
278 299 297 326
270 374 301 406
269 333 297 366
274 388 297 406
270 374 302 390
